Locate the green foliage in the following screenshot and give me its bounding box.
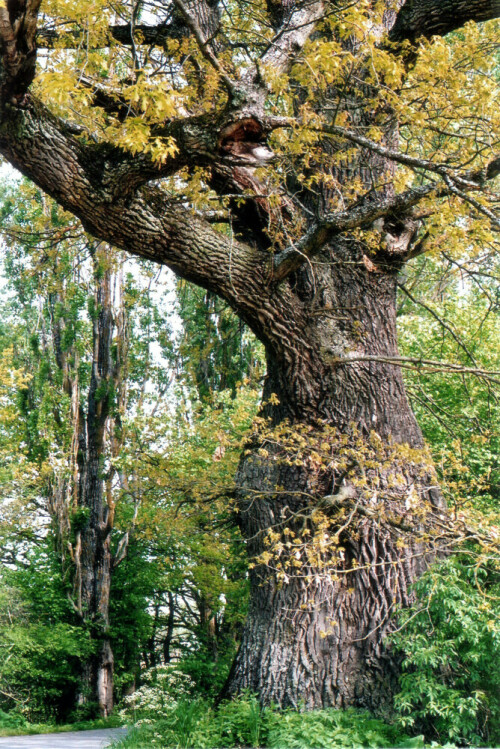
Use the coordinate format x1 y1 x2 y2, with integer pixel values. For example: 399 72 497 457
0 715 122 739
109 541 160 697
116 666 215 747
114 384 256 695
393 257 500 748
0 549 94 722
176 282 263 403
115 690 418 749
391 555 500 746
398 258 500 512
0 178 257 715
0 709 28 730
214 693 265 748
264 708 421 749
0 180 188 718
174 640 240 700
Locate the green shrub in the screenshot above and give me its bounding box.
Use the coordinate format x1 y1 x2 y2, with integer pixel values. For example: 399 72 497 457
174 639 240 699
391 555 500 746
114 690 417 748
265 707 420 749
0 554 95 722
118 679 262 747
116 697 216 748
119 665 196 727
213 692 265 747
0 709 28 729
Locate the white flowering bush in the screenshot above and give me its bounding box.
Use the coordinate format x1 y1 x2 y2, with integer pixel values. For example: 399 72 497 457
119 666 195 726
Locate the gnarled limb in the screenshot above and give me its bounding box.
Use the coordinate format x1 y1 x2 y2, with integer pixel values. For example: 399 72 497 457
0 101 266 317
391 0 500 43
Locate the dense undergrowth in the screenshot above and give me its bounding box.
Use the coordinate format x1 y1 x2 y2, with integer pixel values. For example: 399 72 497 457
108 553 499 749
390 556 500 747
2 554 498 748
112 694 421 749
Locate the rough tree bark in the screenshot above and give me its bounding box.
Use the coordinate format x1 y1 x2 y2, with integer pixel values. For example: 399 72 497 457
0 0 498 711
226 239 443 710
74 253 119 717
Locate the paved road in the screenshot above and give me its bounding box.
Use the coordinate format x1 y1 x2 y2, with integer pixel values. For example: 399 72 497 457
0 727 128 748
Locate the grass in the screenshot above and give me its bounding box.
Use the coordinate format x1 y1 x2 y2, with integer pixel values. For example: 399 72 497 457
0 715 122 738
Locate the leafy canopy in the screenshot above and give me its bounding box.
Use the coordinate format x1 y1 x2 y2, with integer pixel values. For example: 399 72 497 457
28 0 500 256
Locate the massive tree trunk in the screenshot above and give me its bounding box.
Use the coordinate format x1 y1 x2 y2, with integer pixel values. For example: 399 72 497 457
225 236 443 709
220 13 445 705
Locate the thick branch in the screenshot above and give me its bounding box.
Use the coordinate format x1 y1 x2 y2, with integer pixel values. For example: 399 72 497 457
253 0 324 79
172 0 235 95
37 21 184 49
390 0 500 43
272 182 439 280
271 123 500 280
38 0 221 51
0 99 266 313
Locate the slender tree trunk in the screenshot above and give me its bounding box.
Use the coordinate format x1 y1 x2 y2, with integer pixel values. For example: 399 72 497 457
226 237 443 710
146 604 161 668
74 249 126 717
77 506 114 716
163 591 175 664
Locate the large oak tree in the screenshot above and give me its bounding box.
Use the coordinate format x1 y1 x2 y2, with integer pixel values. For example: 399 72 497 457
0 0 499 712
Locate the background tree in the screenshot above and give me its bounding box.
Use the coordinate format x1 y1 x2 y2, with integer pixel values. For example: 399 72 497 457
398 252 500 513
128 385 258 695
0 178 259 719
0 0 499 711
0 182 177 716
0 545 95 722
176 282 263 403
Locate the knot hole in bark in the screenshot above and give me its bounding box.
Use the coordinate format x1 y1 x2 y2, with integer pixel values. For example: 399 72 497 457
219 118 274 165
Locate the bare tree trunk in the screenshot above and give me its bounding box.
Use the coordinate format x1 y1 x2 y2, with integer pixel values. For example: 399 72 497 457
97 640 114 718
